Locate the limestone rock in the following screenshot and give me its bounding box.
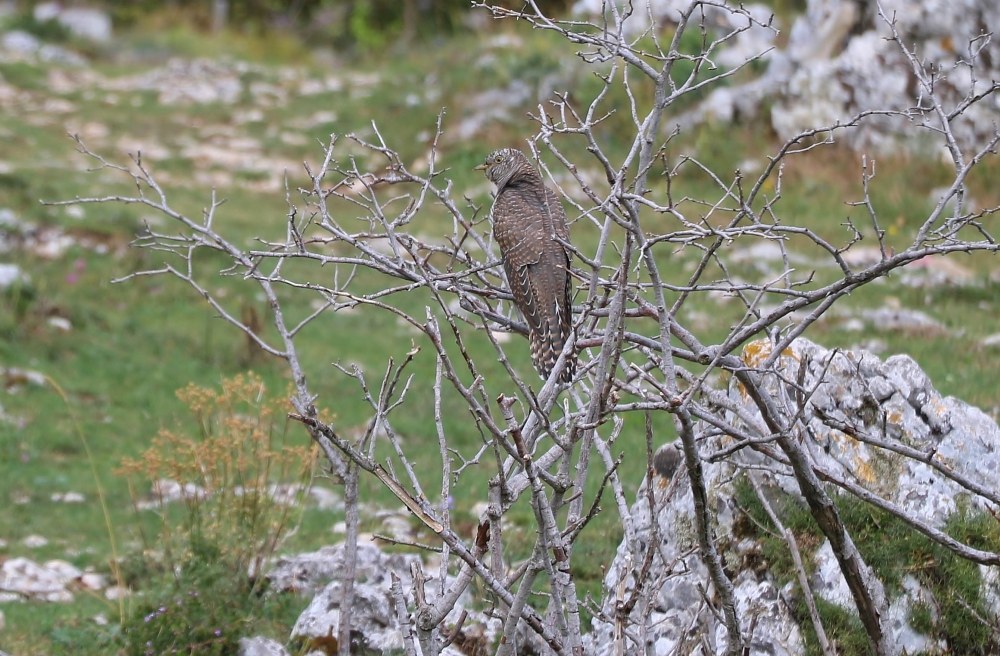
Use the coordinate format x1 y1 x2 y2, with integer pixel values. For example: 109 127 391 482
774 0 1000 152
237 636 290 656
0 558 77 602
270 542 500 654
0 263 26 289
34 3 112 42
1 30 40 56
267 542 420 596
576 0 1000 154
592 338 1000 654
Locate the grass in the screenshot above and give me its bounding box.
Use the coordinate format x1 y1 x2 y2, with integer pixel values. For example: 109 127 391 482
733 478 1000 655
0 12 997 655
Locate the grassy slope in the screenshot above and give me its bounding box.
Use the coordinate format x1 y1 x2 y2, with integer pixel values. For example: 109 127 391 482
0 15 997 656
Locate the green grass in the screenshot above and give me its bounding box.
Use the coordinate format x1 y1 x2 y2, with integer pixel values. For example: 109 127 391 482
0 14 998 655
733 478 1000 655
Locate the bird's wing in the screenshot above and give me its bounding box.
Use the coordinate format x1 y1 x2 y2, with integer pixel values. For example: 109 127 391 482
500 229 547 335
542 185 573 370
542 187 570 242
494 187 575 380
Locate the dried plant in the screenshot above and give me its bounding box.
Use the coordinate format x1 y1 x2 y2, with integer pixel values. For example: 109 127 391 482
118 372 317 579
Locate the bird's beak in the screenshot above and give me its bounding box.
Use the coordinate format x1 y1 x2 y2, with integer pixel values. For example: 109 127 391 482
473 163 487 171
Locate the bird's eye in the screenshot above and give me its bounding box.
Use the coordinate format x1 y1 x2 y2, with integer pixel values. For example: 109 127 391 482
493 155 503 163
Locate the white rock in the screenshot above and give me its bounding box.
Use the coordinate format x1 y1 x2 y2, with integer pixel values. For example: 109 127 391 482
46 316 72 332
22 535 49 549
237 636 290 656
284 542 501 653
137 478 207 509
79 572 106 591
0 557 76 602
0 367 46 387
811 541 854 608
1 31 40 56
43 560 81 581
104 585 130 601
0 263 26 289
308 486 341 510
858 307 947 334
50 491 85 503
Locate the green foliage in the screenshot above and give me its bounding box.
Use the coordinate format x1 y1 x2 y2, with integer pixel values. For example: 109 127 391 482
1 10 72 42
347 0 393 53
123 536 300 656
0 275 35 335
734 476 1000 655
107 0 478 55
0 61 48 90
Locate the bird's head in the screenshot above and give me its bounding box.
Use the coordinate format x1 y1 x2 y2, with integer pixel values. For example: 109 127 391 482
475 148 531 189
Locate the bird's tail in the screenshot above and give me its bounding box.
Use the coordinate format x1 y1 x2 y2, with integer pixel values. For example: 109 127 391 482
531 317 575 383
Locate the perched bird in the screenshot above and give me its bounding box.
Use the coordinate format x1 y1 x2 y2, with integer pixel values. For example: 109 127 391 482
476 148 575 382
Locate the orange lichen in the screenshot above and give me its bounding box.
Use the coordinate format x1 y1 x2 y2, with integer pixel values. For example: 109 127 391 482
741 339 800 369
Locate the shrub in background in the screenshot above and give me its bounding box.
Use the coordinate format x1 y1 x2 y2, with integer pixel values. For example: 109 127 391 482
117 372 317 655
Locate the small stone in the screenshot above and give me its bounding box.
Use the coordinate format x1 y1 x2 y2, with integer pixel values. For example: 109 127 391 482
46 317 72 332
238 636 290 656
841 317 866 332
51 491 85 503
308 486 340 510
377 513 412 541
981 333 1000 348
22 535 49 548
80 572 106 591
105 586 130 601
1 30 40 56
44 560 82 581
858 308 947 334
0 264 27 289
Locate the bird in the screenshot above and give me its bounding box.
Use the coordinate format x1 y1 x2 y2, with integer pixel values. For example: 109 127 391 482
475 148 575 382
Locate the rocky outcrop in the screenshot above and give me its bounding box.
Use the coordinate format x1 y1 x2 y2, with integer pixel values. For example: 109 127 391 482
266 542 499 655
0 557 110 603
770 0 1000 153
34 3 112 43
590 338 1000 654
237 636 291 656
574 0 1000 154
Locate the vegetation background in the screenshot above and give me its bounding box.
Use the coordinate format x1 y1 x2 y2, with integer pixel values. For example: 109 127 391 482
0 0 997 653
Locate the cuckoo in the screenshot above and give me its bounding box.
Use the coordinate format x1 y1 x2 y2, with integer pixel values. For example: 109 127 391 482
476 148 575 382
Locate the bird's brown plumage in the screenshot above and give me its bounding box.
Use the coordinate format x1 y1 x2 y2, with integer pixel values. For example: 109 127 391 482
477 148 575 382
